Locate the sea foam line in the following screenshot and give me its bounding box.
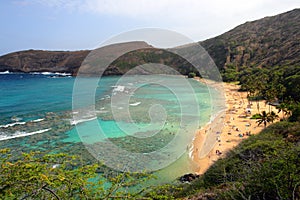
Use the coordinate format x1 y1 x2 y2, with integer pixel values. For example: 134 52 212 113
129 102 141 106
70 117 97 125
0 128 51 141
0 71 72 76
31 72 72 76
0 118 45 128
0 122 26 128
31 118 44 122
0 70 10 74
189 108 227 159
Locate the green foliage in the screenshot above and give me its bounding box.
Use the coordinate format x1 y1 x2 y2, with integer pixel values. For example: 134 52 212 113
167 121 300 199
221 68 239 82
187 72 196 78
0 150 94 199
238 66 300 104
285 74 300 101
111 48 199 77
256 111 278 127
276 102 291 120
289 103 300 122
0 150 152 199
144 184 183 199
251 113 262 119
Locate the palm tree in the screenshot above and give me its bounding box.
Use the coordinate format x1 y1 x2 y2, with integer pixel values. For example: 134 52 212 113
276 83 286 102
265 87 277 113
256 111 278 127
276 103 289 120
269 111 279 123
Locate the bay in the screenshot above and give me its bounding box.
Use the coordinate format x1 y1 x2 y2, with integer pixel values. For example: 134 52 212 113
0 72 224 184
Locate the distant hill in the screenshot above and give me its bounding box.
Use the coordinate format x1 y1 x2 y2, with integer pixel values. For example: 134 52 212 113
200 8 300 70
0 41 198 77
0 50 90 75
0 9 299 76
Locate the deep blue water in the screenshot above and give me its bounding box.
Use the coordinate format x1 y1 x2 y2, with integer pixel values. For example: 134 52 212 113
0 73 119 123
0 73 73 121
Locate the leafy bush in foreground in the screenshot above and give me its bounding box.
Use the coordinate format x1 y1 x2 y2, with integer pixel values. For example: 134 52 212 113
2 121 300 199
0 150 152 199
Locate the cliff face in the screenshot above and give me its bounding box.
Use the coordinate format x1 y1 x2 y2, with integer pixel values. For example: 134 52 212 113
0 50 90 75
200 8 300 70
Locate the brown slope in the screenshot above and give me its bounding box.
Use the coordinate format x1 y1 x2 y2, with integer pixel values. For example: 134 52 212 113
0 41 154 76
200 8 300 70
0 50 91 75
0 41 196 76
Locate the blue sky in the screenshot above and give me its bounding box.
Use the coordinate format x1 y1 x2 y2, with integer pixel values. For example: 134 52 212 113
0 0 299 55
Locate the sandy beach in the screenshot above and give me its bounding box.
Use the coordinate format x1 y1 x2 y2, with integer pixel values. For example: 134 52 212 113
192 79 278 174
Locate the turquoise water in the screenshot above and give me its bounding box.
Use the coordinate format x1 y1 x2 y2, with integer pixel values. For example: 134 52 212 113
0 72 224 184
0 73 116 122
0 73 74 121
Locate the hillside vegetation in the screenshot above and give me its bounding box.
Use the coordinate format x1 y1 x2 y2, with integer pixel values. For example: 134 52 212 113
154 121 299 199
201 8 300 77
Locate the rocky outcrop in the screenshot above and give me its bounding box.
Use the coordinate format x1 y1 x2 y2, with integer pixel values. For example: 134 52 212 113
179 173 200 183
0 50 90 75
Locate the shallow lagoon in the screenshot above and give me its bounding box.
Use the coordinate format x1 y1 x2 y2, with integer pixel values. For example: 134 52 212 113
0 73 224 184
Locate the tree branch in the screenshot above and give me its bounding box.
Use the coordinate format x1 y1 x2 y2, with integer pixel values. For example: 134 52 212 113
42 185 60 200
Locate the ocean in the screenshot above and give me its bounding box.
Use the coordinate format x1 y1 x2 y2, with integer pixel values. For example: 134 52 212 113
0 72 224 184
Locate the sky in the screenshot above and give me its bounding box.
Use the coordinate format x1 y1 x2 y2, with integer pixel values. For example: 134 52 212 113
0 0 299 55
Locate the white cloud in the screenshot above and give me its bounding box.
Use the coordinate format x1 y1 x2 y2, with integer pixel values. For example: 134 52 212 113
19 0 300 41
29 0 299 18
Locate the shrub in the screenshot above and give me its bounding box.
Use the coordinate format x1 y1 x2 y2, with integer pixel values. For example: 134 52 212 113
0 149 151 199
188 72 196 78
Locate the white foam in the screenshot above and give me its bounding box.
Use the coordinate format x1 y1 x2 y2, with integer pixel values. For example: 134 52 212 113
0 128 51 141
70 117 97 125
31 72 72 76
42 72 54 75
189 146 194 159
31 118 44 122
0 70 10 74
11 116 22 121
129 102 141 106
0 121 26 128
95 110 108 114
54 72 72 76
112 85 125 92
